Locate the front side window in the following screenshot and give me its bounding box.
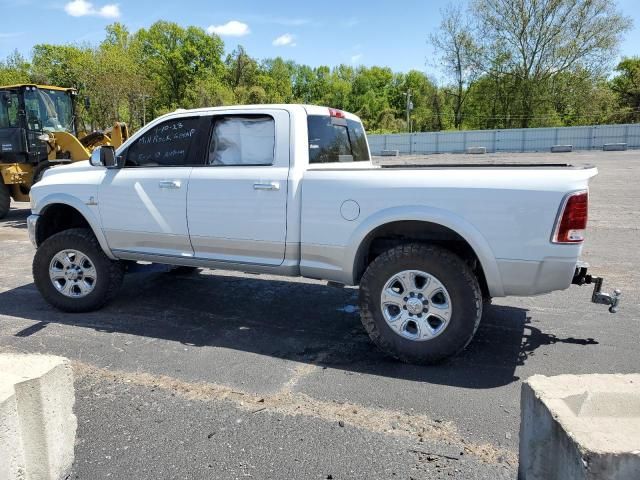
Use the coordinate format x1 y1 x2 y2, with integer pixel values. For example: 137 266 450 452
208 115 275 166
23 89 74 133
126 117 201 167
308 115 370 164
0 91 19 128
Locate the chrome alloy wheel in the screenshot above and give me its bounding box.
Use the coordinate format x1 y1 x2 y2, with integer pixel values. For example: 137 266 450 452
380 270 452 341
49 249 97 298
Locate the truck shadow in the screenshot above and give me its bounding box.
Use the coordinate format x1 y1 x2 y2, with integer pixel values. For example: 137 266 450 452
0 271 598 389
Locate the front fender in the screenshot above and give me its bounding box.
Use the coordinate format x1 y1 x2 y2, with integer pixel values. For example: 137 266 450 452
345 205 505 297
33 193 116 260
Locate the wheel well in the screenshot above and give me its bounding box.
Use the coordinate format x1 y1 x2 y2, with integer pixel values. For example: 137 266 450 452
36 204 91 246
354 220 490 299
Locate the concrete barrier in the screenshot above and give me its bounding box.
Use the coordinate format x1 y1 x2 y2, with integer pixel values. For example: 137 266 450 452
519 374 640 480
603 143 627 151
0 354 77 480
466 146 487 154
380 149 400 157
551 145 573 153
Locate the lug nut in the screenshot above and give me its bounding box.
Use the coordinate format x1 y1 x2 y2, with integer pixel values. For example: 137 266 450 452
410 292 415 297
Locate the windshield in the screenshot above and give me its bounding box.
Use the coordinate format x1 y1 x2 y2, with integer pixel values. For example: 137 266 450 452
0 90 20 128
24 88 74 133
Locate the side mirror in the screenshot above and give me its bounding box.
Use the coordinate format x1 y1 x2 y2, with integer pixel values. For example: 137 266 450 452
90 146 118 168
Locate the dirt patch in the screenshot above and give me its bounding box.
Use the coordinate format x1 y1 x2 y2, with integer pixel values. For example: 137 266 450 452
72 360 517 466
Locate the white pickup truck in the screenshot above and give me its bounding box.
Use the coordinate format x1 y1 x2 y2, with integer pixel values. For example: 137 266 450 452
27 105 620 364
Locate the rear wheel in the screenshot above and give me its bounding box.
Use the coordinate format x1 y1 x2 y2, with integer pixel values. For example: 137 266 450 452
33 228 125 312
359 243 482 364
0 180 10 219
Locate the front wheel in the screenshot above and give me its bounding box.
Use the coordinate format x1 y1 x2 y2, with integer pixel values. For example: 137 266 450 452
359 243 482 364
33 228 125 312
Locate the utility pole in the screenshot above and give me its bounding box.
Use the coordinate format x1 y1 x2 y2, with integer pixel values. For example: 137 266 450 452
140 93 151 126
404 90 414 133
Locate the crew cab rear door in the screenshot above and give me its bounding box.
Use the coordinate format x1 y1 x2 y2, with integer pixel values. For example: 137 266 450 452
98 115 207 257
186 109 290 265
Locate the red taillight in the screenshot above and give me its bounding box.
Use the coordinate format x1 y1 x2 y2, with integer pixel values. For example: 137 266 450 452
553 191 588 243
329 108 345 119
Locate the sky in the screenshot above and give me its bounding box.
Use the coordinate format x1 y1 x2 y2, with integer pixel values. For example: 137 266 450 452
1 0 639 78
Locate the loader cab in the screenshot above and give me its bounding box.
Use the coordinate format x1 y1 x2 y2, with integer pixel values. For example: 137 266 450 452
0 84 77 165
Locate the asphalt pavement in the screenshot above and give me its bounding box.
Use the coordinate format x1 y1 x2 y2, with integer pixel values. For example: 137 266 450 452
1 150 638 479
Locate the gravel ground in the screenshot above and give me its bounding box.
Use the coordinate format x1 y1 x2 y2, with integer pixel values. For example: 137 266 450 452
1 150 638 479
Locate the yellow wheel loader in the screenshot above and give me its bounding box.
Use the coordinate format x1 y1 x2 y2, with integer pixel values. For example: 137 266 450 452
0 84 129 219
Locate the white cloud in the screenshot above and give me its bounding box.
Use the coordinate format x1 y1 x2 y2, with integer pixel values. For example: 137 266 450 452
207 20 250 37
351 53 363 63
98 4 120 18
272 33 296 47
64 0 120 18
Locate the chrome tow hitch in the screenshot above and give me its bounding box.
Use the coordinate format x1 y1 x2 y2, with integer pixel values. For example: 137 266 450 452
572 265 621 313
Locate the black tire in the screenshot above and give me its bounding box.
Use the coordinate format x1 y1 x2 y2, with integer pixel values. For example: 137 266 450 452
0 180 10 220
32 162 53 185
359 243 482 364
33 228 125 312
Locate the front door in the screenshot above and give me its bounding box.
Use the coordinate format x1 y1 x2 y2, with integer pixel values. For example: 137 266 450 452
99 116 206 257
187 110 290 265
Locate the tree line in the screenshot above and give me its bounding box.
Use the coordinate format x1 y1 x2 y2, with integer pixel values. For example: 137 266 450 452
0 0 638 134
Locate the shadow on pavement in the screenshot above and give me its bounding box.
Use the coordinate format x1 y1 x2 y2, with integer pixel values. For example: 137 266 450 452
0 205 29 229
0 270 598 390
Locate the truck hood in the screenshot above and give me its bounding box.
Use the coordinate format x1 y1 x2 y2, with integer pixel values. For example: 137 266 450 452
42 160 94 179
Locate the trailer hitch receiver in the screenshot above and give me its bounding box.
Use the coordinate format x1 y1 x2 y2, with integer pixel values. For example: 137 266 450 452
572 265 621 313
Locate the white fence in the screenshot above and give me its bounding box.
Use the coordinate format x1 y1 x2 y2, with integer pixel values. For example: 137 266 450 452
367 124 640 155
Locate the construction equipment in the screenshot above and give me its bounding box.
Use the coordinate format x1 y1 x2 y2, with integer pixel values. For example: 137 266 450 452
0 84 129 218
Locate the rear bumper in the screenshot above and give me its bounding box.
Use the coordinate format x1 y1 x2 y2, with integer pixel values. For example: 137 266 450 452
496 257 576 296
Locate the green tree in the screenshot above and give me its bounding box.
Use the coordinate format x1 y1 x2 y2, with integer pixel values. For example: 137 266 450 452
134 21 224 110
0 50 30 85
610 57 640 122
473 0 632 127
430 4 481 129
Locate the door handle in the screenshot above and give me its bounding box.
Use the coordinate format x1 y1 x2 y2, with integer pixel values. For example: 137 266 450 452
159 180 181 189
253 182 280 191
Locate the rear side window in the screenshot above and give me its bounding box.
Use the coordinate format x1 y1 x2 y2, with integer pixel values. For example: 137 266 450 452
308 115 370 164
126 117 201 167
208 115 275 166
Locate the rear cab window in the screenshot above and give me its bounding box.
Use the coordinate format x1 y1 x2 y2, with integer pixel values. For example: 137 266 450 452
307 112 370 164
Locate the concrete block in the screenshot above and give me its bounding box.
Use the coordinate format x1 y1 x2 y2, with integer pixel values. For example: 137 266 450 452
466 146 486 154
551 145 573 153
0 382 26 480
603 143 627 151
519 374 640 480
380 149 399 157
0 354 77 480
